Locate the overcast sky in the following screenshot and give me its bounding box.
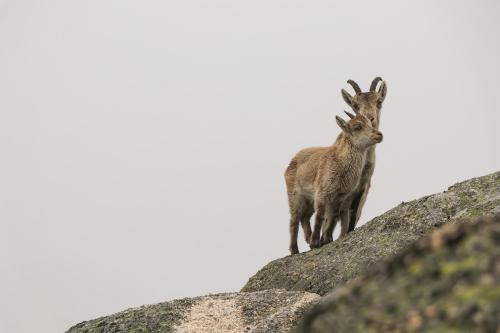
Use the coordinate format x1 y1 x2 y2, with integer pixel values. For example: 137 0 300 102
1 1 499 332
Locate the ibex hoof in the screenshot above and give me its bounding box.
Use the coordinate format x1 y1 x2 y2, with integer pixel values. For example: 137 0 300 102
290 245 299 255
320 236 332 246
309 240 321 249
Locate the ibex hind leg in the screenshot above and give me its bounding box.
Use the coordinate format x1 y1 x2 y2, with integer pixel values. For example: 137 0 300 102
300 200 314 245
289 212 300 255
286 188 302 255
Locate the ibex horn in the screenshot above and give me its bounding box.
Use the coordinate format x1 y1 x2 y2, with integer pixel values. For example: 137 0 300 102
347 80 362 94
370 77 382 92
344 110 355 119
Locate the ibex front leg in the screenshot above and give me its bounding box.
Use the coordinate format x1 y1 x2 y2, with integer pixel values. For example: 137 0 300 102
339 199 352 238
320 204 338 245
300 208 314 246
348 182 371 232
310 204 324 249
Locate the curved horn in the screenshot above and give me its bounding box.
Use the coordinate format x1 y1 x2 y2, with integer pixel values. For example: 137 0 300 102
344 110 355 119
370 77 382 91
347 80 362 94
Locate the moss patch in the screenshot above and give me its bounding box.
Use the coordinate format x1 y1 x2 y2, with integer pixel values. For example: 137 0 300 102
295 215 500 333
243 171 500 296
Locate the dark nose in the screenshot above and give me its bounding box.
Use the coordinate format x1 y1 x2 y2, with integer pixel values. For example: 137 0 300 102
375 131 383 142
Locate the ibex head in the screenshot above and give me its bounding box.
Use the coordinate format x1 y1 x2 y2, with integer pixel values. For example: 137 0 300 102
336 112 383 149
340 77 387 129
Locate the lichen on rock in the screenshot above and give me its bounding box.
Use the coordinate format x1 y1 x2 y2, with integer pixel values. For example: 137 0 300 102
66 290 320 333
242 172 500 296
295 214 500 333
65 171 500 333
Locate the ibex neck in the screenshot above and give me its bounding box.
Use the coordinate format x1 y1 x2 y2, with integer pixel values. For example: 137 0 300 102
366 145 376 160
330 136 367 191
336 135 365 155
334 135 367 168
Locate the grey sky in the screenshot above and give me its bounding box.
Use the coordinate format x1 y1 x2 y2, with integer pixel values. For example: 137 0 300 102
1 1 499 332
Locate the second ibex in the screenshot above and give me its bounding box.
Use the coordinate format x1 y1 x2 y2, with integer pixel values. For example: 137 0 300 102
319 77 388 244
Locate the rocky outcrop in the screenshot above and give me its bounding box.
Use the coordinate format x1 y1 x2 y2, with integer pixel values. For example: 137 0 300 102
65 171 500 332
242 171 500 295
295 214 500 333
66 290 319 333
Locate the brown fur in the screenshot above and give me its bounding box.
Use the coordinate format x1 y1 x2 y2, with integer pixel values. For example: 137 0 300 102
285 113 383 254
337 78 387 234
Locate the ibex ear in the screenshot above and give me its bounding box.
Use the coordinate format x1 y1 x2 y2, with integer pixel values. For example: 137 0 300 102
341 89 354 107
335 115 349 133
378 81 387 102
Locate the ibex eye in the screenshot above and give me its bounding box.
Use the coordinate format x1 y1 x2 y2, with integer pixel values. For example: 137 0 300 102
376 100 382 108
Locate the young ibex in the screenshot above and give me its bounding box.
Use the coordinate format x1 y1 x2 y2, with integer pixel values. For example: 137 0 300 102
285 112 383 254
338 77 387 234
